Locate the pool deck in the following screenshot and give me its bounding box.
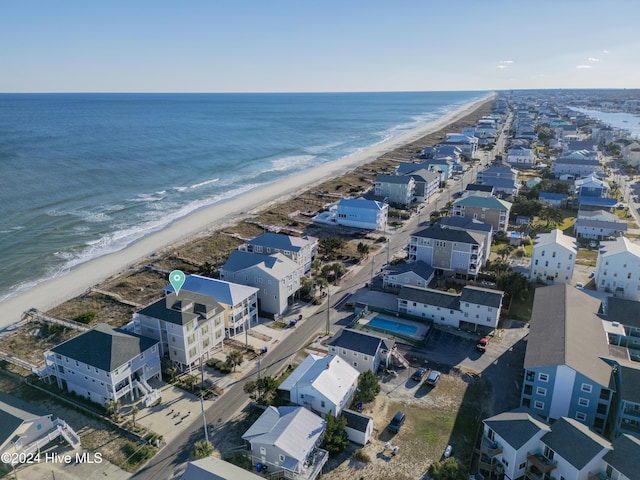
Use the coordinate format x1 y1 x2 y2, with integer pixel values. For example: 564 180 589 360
357 313 430 342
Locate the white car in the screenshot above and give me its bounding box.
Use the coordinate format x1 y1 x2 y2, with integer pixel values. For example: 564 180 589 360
576 282 584 289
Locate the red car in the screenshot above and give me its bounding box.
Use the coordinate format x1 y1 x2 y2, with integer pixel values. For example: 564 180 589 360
476 337 489 352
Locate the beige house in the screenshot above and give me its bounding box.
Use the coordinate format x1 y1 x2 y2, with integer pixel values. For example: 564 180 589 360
623 141 640 167
451 192 512 232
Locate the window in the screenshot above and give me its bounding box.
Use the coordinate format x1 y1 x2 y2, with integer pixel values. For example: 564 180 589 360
543 446 555 460
534 400 544 410
260 447 266 455
279 454 285 462
536 387 547 396
581 383 592 393
321 401 326 408
435 240 446 247
578 397 589 407
538 373 549 382
575 412 587 421
518 462 526 470
552 251 556 258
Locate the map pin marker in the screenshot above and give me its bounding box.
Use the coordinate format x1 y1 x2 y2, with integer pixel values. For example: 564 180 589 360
169 270 186 295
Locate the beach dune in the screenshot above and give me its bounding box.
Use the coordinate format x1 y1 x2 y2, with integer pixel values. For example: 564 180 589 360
0 94 494 329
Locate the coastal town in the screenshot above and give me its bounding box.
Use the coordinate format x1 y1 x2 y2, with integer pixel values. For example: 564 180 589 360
3 89 640 480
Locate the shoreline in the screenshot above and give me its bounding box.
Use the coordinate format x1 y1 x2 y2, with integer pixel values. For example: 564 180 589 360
0 93 494 329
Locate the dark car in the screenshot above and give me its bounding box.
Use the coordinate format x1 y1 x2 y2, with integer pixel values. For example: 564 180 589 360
476 337 489 352
426 370 441 386
388 411 406 433
412 367 427 382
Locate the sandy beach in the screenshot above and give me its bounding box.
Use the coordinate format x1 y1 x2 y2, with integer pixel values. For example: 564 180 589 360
0 94 494 329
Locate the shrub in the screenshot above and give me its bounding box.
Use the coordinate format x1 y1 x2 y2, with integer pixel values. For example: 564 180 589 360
353 449 370 463
74 311 97 324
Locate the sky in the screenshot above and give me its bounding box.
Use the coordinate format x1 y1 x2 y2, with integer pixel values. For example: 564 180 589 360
1 0 639 93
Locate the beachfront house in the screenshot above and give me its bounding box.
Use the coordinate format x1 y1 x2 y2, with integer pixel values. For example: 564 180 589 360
574 210 627 240
398 285 503 330
133 291 226 371
220 250 303 317
521 284 614 436
595 236 640 301
451 192 512 232
43 323 161 407
407 169 440 203
374 174 415 207
239 232 318 275
327 329 401 374
529 229 578 284
165 274 259 338
408 224 488 278
241 406 328 480
442 133 478 159
278 354 359 417
332 198 388 231
0 392 81 458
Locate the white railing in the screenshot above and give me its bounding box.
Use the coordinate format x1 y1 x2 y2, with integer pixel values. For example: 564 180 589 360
17 419 81 458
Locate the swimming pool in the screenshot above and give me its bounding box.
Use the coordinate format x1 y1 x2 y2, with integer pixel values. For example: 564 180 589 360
366 317 418 336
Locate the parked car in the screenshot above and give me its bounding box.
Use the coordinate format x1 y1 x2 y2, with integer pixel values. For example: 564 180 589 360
576 282 584 289
476 337 489 353
412 367 427 382
388 411 406 433
426 370 441 386
444 444 453 458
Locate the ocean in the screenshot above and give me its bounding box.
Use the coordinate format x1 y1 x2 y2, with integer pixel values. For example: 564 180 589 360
0 91 487 301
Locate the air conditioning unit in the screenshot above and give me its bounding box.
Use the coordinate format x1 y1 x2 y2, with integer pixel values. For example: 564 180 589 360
623 418 630 424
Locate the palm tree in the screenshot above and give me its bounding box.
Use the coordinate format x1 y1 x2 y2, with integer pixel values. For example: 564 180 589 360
193 440 214 459
166 364 178 383
106 399 121 419
226 350 244 372
131 405 139 427
497 244 515 261
183 374 198 392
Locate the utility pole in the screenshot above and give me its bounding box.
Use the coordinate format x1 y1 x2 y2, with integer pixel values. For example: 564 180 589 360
200 356 209 444
325 287 331 335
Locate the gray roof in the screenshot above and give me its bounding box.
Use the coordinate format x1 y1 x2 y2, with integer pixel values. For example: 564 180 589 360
618 361 640 403
409 169 440 184
385 261 435 280
477 178 518 190
375 174 413 185
0 392 51 445
412 225 484 245
164 274 259 307
245 232 316 253
541 417 611 470
397 161 431 175
603 434 640 478
327 329 386 356
574 218 627 231
460 286 503 308
399 286 460 310
341 409 373 433
137 292 223 326
524 284 614 388
51 323 158 373
483 407 550 450
604 297 640 328
554 157 601 165
182 457 263 480
466 183 495 193
222 250 300 278
241 406 325 463
437 216 493 233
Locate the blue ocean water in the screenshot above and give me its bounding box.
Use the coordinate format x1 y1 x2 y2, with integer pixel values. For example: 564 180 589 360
0 91 487 300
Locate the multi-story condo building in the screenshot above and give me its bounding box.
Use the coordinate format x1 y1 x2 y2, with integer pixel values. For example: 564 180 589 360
408 224 488 278
374 174 415 207
398 285 503 330
451 192 512 232
165 274 259 338
529 229 578 284
220 251 303 317
133 291 226 371
521 284 614 436
43 324 161 406
239 232 317 275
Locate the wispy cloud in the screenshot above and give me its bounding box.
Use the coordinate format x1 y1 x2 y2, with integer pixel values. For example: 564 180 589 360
576 65 592 69
497 65 508 69
603 50 610 54
499 60 514 64
588 57 600 62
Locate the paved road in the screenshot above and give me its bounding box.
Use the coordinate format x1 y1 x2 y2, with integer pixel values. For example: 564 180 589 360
134 124 509 480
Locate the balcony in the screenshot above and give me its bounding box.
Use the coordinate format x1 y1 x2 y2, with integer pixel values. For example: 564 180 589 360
526 453 557 478
478 453 499 473
623 405 640 418
480 437 503 457
588 472 610 480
